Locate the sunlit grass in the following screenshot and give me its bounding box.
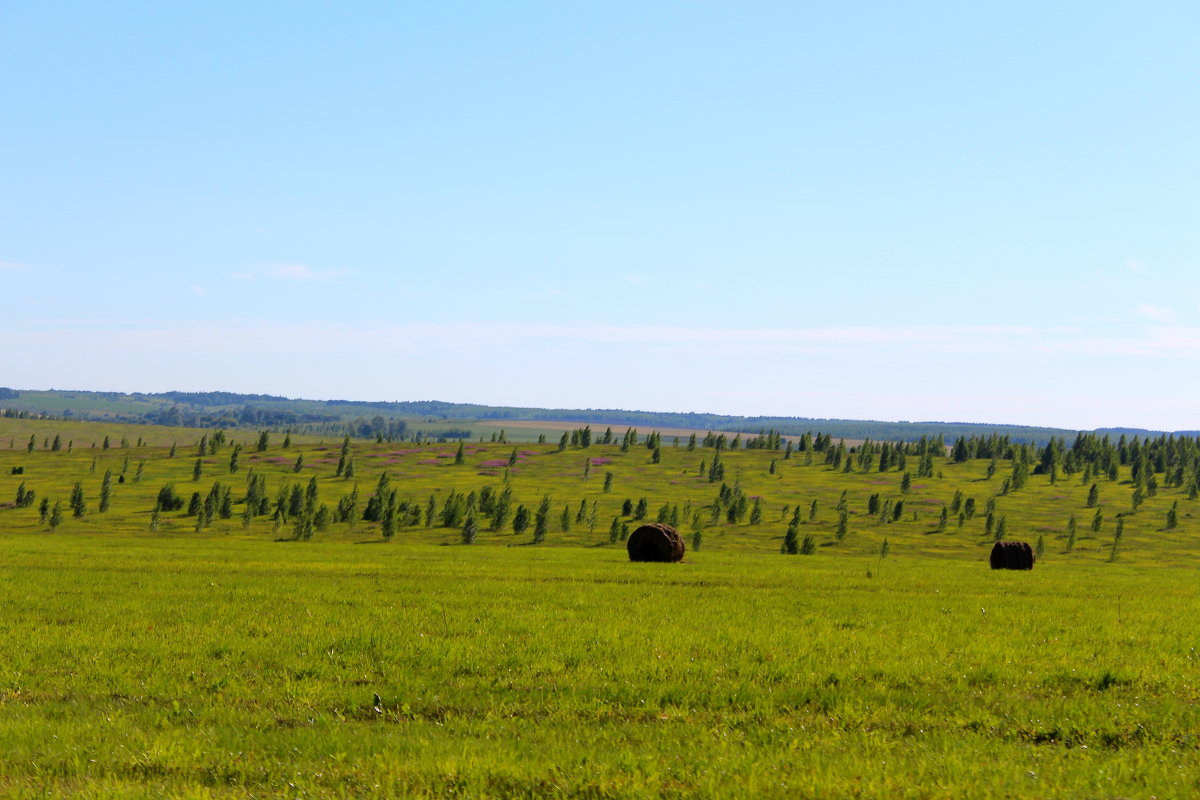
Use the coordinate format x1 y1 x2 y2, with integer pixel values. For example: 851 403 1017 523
1 419 1198 797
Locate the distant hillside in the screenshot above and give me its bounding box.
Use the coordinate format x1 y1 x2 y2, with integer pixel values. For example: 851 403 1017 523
1 387 1194 444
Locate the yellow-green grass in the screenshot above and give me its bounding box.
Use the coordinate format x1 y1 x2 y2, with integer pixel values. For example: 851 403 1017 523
0 537 1197 798
1 420 1199 797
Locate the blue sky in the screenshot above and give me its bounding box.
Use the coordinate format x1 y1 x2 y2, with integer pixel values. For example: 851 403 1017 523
2 1 1198 430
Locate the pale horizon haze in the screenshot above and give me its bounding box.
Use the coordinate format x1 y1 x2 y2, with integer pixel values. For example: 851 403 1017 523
3 2 1198 431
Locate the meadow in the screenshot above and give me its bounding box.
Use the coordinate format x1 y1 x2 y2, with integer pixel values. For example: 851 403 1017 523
1 420 1198 798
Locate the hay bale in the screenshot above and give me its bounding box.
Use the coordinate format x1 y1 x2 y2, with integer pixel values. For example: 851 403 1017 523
627 523 685 563
989 540 1035 570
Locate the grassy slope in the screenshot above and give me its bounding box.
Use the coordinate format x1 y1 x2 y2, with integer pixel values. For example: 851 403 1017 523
0 420 1198 798
2 424 1189 563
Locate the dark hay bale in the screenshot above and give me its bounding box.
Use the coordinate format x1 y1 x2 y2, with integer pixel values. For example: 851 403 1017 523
990 540 1035 570
627 523 685 563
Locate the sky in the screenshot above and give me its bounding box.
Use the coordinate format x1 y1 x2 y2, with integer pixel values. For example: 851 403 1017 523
2 1 1198 431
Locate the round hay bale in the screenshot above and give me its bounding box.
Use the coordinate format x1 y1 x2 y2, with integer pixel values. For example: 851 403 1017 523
989 540 1035 570
627 523 685 563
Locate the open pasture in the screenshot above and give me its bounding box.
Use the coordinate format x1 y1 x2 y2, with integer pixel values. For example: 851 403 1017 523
0 537 1197 798
1 420 1199 797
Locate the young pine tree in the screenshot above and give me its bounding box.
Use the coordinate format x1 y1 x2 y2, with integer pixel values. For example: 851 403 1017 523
533 496 552 542
69 482 86 518
99 470 113 513
461 510 479 544
1108 517 1124 562
782 522 800 554
512 505 531 536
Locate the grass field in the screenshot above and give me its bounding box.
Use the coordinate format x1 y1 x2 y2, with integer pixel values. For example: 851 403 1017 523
1 420 1198 797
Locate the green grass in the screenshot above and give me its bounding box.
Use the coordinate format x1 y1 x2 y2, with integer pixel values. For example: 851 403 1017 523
0 418 325 451
0 539 1197 798
1 420 1199 797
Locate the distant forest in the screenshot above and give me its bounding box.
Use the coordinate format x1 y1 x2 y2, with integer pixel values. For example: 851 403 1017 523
0 387 1194 445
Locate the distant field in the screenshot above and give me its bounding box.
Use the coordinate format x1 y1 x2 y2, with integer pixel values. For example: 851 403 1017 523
1 418 1198 797
2 389 168 416
484 419 866 447
5 387 1130 445
0 418 326 450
